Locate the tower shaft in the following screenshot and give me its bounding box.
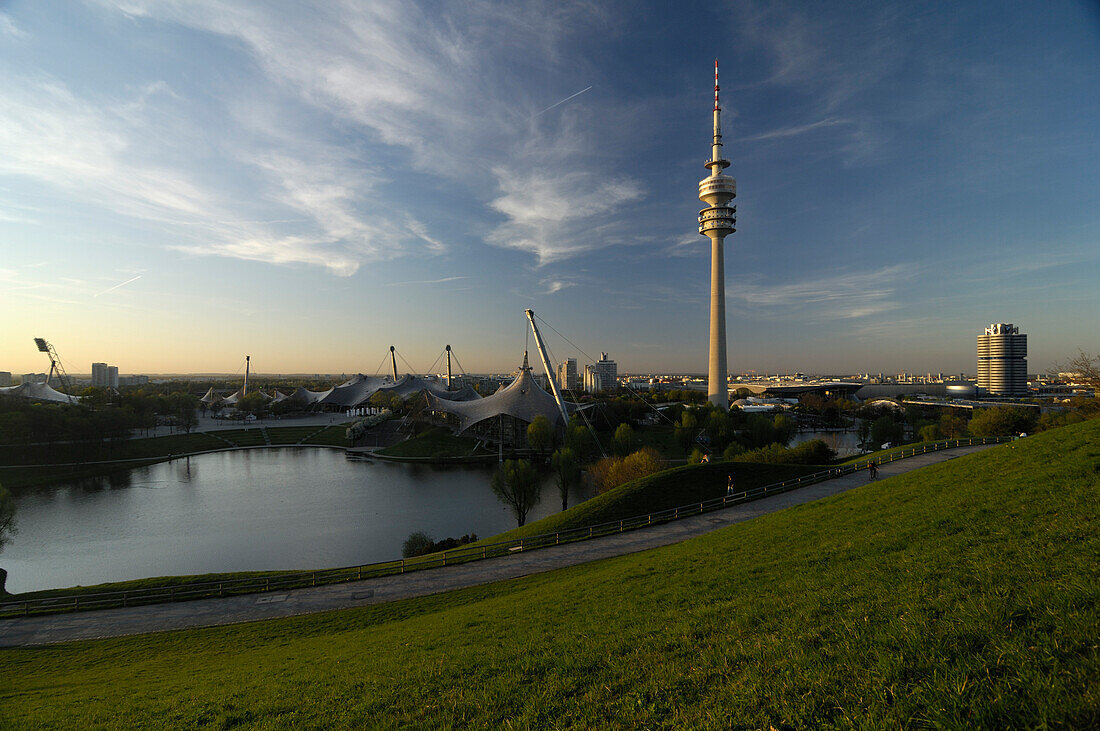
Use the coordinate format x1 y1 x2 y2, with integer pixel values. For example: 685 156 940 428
698 59 736 410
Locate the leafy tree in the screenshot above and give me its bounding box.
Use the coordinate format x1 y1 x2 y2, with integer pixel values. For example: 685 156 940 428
721 441 745 461
0 482 14 595
674 410 698 453
402 531 435 558
526 415 553 454
611 423 637 456
688 447 707 464
772 414 796 446
589 447 663 493
551 447 582 511
967 406 1037 437
491 459 541 527
856 419 871 451
79 387 110 410
870 415 904 448
919 423 943 441
939 411 968 439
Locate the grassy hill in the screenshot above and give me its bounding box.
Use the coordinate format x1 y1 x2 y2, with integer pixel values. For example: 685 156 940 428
1 421 1097 728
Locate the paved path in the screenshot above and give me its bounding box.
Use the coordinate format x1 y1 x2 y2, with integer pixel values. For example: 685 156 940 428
0 445 994 648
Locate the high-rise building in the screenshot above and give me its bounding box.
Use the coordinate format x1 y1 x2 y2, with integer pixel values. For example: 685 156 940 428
698 60 736 409
92 362 120 388
91 362 109 387
21 373 42 385
584 353 618 394
977 323 1027 396
557 358 578 392
0 372 10 387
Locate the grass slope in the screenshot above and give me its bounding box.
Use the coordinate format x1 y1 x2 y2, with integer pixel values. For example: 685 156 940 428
377 427 489 459
1 422 1098 728
478 461 821 545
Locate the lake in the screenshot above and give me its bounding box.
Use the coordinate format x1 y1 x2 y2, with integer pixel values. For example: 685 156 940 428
2 448 591 594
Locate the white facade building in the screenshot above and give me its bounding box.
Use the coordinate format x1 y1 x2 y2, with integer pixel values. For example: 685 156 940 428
557 358 578 392
977 323 1028 396
584 353 618 394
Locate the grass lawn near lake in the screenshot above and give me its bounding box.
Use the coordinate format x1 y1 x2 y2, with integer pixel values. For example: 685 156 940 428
376 426 491 459
1 419 1097 728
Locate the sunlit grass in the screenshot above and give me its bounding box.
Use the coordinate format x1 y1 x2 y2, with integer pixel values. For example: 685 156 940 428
4 420 1094 727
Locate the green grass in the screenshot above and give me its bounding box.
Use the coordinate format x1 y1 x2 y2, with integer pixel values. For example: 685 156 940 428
477 460 822 545
0 433 226 489
0 427 351 489
376 426 489 459
2 420 1097 728
299 424 350 447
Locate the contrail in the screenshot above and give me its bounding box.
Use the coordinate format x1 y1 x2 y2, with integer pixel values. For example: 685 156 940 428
94 274 142 297
534 85 593 117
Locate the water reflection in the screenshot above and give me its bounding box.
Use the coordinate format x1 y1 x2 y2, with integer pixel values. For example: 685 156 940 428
2 449 591 593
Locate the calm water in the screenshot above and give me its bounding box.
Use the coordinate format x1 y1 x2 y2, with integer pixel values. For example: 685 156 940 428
2 449 591 594
789 429 863 456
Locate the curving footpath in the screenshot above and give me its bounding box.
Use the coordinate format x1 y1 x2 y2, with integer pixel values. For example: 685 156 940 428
0 445 994 648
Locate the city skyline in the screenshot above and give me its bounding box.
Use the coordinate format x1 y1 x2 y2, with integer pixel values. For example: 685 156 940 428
2 1 1098 376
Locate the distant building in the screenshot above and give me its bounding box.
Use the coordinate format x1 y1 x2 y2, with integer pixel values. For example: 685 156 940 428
119 375 150 387
557 358 578 392
584 353 618 394
92 362 120 388
0 372 10 387
977 323 1028 396
21 373 44 385
91 363 109 388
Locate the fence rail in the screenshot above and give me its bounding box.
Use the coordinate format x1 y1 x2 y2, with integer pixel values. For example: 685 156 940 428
0 437 1012 618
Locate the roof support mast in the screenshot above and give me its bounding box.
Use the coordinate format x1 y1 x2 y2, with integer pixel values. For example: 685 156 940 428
524 309 570 430
389 346 398 382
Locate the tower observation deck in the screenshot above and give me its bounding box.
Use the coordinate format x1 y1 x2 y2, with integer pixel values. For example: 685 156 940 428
699 60 736 409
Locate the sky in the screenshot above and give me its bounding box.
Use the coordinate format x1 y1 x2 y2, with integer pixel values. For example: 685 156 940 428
1 0 1098 378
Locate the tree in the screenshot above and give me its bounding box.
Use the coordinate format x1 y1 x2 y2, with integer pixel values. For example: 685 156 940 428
402 531 435 558
939 411 968 439
772 414 797 446
526 415 553 454
1055 349 1100 392
674 410 698 454
919 423 943 441
490 459 541 527
0 482 14 595
967 406 1037 437
611 423 637 456
870 415 904 448
177 403 199 434
589 448 663 493
551 447 582 511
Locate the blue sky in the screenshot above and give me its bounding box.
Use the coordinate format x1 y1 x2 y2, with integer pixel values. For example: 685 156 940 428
1 0 1097 377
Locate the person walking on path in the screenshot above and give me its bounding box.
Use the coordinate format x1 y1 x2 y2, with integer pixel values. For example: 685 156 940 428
868 461 878 481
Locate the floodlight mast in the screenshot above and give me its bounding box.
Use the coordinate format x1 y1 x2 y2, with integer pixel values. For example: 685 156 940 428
32 337 73 397
524 309 570 430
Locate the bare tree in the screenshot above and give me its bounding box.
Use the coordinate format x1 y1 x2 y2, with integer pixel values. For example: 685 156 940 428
1055 350 1100 393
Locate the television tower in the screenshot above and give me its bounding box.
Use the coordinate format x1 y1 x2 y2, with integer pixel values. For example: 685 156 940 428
698 59 736 409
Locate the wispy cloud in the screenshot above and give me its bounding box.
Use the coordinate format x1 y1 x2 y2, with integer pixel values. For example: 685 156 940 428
98 0 634 264
726 265 912 320
740 117 848 142
385 276 469 286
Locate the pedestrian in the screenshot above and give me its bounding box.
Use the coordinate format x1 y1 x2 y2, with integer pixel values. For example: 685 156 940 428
726 474 734 496
868 461 878 481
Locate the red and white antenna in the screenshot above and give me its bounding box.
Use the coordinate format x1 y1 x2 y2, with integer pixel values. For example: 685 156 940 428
714 58 720 111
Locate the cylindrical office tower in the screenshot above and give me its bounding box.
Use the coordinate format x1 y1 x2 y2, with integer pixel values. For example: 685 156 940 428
698 60 736 410
977 323 1027 396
